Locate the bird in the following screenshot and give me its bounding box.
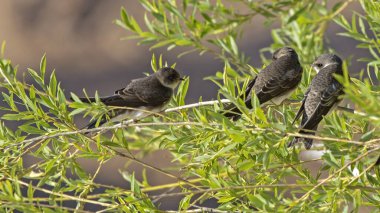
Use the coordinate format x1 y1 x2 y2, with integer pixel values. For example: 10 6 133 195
75 67 183 129
288 54 347 149
223 47 303 120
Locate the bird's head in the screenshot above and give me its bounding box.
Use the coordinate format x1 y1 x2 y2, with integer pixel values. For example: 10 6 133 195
272 47 298 60
312 54 342 73
156 67 184 89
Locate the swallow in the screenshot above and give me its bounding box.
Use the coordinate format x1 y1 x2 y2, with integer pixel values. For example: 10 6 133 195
288 54 346 149
223 47 303 120
75 67 183 128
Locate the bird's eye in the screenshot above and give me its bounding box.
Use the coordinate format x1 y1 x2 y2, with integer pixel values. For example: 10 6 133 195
316 63 323 68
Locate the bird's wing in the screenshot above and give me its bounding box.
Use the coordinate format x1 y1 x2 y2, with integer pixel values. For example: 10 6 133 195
109 86 150 107
292 88 310 125
254 68 302 105
77 86 150 108
300 80 344 131
244 77 257 99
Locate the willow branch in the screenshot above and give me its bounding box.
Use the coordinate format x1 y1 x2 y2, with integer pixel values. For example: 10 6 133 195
9 178 115 208
5 96 372 146
164 99 230 112
290 146 380 207
145 183 380 201
0 201 92 213
105 145 200 189
5 121 201 148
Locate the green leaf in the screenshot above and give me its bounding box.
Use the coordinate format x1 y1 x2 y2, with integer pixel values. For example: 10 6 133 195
40 54 46 78
19 124 45 134
287 5 308 24
179 194 193 210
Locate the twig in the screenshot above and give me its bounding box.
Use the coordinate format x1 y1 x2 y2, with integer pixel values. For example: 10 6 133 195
0 201 92 213
246 125 369 146
105 146 200 189
347 162 377 186
146 183 380 201
142 158 323 193
286 132 366 145
164 99 230 112
166 206 229 213
5 121 202 148
8 178 116 208
4 98 373 149
289 146 380 208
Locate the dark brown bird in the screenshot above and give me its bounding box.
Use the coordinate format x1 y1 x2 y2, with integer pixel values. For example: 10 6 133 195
75 67 183 128
223 47 303 120
288 54 346 149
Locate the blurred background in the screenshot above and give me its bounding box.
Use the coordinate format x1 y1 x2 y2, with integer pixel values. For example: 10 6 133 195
0 0 370 211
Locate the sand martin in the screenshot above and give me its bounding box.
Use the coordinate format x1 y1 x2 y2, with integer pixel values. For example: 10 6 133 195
288 54 346 149
75 67 183 128
223 47 303 120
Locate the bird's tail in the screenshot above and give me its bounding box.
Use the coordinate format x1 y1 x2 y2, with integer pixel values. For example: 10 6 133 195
303 138 313 150
288 133 314 150
287 137 300 148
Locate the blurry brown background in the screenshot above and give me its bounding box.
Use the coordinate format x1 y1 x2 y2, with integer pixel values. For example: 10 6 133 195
0 0 370 211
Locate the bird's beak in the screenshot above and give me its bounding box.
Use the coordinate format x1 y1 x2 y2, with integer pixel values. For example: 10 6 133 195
179 77 185 81
311 63 320 73
312 62 321 69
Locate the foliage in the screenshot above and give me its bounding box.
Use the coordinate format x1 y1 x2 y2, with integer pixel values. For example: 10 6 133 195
1 0 380 212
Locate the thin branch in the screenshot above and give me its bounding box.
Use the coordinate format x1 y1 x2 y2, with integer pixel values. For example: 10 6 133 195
4 98 374 149
347 162 377 186
0 201 92 213
289 146 380 207
8 178 116 208
286 132 366 145
5 121 202 148
145 183 380 201
67 124 213 201
164 99 230 112
140 158 322 193
166 206 229 213
105 145 200 189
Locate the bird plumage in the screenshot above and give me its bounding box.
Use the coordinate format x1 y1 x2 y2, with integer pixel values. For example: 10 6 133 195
75 67 182 129
289 54 346 149
223 47 303 120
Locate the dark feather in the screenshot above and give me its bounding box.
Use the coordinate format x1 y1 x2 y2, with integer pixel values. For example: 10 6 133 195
289 80 343 149
256 74 297 103
292 89 310 126
301 81 343 131
223 58 302 120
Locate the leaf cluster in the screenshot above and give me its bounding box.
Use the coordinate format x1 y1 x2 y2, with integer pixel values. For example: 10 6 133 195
0 0 380 212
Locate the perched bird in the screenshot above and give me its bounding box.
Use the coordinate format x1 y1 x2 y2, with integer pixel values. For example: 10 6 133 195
75 67 183 129
223 47 303 120
288 54 346 149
